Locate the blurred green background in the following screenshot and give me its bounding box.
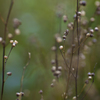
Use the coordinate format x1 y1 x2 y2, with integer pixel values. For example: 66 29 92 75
0 0 100 100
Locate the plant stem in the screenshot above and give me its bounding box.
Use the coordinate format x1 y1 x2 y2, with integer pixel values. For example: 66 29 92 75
75 0 79 99
1 0 14 100
65 20 76 97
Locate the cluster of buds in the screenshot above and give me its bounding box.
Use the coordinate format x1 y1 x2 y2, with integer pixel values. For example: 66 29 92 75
10 40 18 47
86 27 98 37
62 29 69 40
16 92 24 97
95 1 100 15
51 65 62 78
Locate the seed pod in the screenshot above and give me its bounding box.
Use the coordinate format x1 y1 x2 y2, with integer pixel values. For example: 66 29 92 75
90 34 94 37
90 29 94 33
86 33 91 37
90 17 95 22
54 70 61 76
13 18 21 29
51 60 55 65
16 92 20 97
20 92 24 96
51 66 56 72
77 12 81 16
66 29 69 34
51 46 56 51
7 72 12 76
39 90 43 94
10 40 14 44
59 45 63 50
63 15 67 22
58 66 62 71
12 42 16 47
88 72 92 76
73 96 76 100
14 40 18 44
94 27 99 31
88 76 92 80
15 29 21 35
0 37 3 42
91 73 95 76
63 35 66 40
8 33 13 39
51 83 54 87
85 80 89 84
81 10 86 16
4 55 8 59
80 1 86 6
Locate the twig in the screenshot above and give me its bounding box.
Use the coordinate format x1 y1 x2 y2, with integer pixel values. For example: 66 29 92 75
60 50 75 78
65 20 76 97
18 53 31 100
75 0 80 99
1 0 14 100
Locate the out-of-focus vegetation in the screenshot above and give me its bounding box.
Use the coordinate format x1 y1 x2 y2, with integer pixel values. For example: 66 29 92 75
0 0 100 100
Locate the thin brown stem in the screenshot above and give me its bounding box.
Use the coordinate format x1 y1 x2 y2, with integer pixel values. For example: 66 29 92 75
75 0 80 99
18 53 31 100
60 50 75 78
73 37 88 54
65 20 76 97
1 1 14 100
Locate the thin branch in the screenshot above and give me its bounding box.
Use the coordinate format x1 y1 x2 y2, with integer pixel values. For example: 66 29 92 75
75 0 80 99
18 53 31 100
1 1 14 99
60 50 75 78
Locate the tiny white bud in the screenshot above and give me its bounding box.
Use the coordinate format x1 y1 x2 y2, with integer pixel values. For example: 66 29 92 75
8 33 13 39
14 40 18 44
15 29 21 35
81 10 86 16
73 96 76 100
7 72 12 76
10 40 14 44
86 33 91 37
95 1 100 7
12 42 16 47
88 76 92 80
0 37 3 42
94 27 99 31
4 55 8 59
59 45 63 50
28 52 31 58
56 37 62 43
